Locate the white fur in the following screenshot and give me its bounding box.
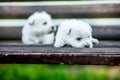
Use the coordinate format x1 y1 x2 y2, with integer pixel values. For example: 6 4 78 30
54 19 99 48
22 11 55 44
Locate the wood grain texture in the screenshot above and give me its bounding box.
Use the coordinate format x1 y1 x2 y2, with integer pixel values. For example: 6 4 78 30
0 1 120 17
0 41 120 65
0 41 120 48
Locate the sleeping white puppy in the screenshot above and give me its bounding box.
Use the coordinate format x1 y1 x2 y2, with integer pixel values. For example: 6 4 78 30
22 11 55 44
54 19 99 48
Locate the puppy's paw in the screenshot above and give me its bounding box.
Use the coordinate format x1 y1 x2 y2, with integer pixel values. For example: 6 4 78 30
54 43 63 48
54 40 66 48
91 38 99 44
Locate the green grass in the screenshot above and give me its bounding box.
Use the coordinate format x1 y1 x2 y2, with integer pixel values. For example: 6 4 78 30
0 64 120 80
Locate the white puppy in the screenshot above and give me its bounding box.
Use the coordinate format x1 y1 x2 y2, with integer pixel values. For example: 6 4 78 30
54 19 99 48
22 11 55 44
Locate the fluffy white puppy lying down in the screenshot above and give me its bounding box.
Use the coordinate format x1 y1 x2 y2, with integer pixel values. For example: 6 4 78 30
54 20 99 48
22 11 55 44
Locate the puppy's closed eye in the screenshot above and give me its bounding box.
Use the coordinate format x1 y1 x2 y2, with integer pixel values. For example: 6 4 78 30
76 37 82 41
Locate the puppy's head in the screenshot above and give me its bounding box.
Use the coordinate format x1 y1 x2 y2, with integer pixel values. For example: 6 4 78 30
64 20 93 48
27 11 55 34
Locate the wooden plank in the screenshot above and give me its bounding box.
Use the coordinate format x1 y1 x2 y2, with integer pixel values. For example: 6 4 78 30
0 27 21 40
1 18 120 27
94 41 120 48
0 1 120 17
0 41 120 65
2 26 120 40
0 44 120 65
0 41 120 48
0 18 120 40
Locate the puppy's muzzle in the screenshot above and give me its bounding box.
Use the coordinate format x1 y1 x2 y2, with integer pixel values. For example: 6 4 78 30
52 26 55 31
47 26 55 34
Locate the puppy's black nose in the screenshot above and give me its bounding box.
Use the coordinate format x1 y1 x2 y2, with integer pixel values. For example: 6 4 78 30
52 26 54 30
84 45 90 48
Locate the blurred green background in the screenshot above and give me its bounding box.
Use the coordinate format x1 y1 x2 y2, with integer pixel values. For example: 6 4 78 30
0 64 120 80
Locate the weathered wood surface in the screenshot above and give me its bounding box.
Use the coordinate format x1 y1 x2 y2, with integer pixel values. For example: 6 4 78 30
0 41 120 65
0 1 120 18
0 18 120 40
0 41 120 48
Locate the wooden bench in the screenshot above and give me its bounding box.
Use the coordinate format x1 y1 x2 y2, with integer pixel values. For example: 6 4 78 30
0 1 120 65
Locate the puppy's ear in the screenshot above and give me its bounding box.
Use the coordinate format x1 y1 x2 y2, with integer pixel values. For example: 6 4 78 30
28 19 35 26
66 28 72 35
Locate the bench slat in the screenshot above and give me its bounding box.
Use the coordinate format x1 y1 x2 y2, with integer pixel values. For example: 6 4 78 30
0 1 120 17
0 46 120 65
0 41 120 65
1 18 120 27
1 26 120 40
0 50 120 65
0 41 120 48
